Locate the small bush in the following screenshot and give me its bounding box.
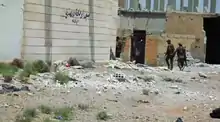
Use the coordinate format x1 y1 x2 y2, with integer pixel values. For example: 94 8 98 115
32 60 50 73
96 111 110 121
39 105 52 114
55 72 70 85
23 108 37 118
54 107 74 120
77 103 89 111
0 62 18 75
11 58 24 69
20 62 36 77
45 60 52 67
15 108 37 122
19 60 49 78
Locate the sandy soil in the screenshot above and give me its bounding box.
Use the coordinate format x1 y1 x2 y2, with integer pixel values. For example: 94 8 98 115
0 64 220 122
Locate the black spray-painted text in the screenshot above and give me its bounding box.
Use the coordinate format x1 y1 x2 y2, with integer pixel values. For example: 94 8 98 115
62 9 90 24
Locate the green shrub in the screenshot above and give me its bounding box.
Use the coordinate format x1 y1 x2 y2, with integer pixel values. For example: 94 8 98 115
0 62 18 75
32 60 50 73
39 105 52 114
54 107 74 120
15 108 37 122
96 111 110 121
55 72 70 85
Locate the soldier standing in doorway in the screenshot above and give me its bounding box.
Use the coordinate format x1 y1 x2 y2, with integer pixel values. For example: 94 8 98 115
116 37 122 58
135 37 144 64
165 40 175 70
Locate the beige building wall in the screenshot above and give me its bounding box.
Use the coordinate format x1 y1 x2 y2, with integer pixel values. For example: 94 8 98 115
22 0 118 62
165 12 205 61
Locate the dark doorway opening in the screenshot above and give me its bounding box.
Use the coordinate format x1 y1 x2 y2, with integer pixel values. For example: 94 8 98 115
130 30 146 64
204 16 220 64
115 36 122 58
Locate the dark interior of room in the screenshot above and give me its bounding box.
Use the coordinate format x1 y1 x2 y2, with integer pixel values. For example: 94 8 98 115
203 16 220 64
131 30 146 64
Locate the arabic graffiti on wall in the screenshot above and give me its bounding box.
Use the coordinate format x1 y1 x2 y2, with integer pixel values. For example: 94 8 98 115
61 9 90 24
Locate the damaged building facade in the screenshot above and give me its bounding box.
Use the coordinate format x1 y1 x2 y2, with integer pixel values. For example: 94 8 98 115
117 0 220 66
118 10 220 65
0 0 118 62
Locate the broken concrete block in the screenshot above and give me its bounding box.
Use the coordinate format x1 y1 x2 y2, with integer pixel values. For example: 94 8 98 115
80 61 94 68
198 72 208 78
112 73 126 82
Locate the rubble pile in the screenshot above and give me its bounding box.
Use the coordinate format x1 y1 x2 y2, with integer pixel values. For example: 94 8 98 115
0 58 218 93
186 52 201 66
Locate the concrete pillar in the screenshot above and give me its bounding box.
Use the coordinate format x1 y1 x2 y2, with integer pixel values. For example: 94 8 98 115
168 0 176 10
122 37 131 62
130 0 138 10
210 0 216 13
203 0 209 12
159 0 165 11
188 0 193 12
45 0 52 62
124 0 128 9
118 0 125 8
145 0 151 11
193 0 199 12
180 0 184 11
153 0 159 11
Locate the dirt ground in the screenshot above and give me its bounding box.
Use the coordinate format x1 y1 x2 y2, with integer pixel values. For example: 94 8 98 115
0 63 220 122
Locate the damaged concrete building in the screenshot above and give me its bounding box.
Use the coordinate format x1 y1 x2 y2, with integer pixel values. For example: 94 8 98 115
117 0 220 65
0 0 118 62
118 10 220 66
1 0 220 66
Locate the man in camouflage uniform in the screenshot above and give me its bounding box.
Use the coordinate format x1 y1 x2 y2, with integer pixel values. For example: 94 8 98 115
175 43 187 71
165 40 175 70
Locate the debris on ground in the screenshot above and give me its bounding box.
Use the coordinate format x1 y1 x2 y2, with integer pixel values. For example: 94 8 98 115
0 59 219 121
0 84 30 94
210 107 220 119
198 72 208 78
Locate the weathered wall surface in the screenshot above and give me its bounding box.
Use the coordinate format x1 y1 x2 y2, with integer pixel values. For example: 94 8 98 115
118 13 166 34
145 36 158 66
118 12 205 65
0 0 24 60
165 12 205 61
23 0 118 62
117 12 166 65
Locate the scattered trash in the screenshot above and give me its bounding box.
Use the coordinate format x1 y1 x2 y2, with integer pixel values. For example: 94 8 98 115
55 116 63 120
65 63 70 67
137 100 150 104
169 85 179 89
0 84 30 94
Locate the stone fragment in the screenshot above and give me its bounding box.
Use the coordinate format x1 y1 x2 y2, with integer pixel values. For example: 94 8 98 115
198 72 208 78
